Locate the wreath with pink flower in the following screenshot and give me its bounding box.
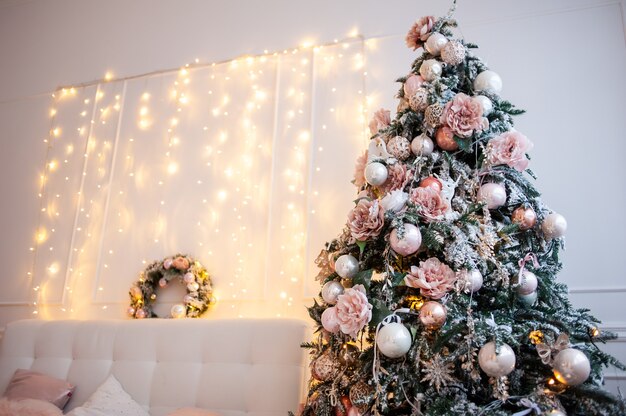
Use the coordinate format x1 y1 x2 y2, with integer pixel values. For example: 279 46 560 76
128 254 215 319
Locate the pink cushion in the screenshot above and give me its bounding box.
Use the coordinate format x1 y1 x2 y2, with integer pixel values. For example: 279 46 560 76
167 408 221 416
2 369 75 409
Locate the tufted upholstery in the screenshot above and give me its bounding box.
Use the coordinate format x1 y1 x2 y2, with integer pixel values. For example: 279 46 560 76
0 319 309 416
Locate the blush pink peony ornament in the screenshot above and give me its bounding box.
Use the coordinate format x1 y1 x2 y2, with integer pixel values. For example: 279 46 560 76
405 257 456 299
321 307 341 333
478 183 507 209
335 285 372 338
419 301 447 330
405 16 435 50
390 223 422 256
435 126 458 151
487 130 533 172
368 108 391 135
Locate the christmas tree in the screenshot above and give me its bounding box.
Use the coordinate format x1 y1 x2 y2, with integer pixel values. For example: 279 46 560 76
299 7 626 416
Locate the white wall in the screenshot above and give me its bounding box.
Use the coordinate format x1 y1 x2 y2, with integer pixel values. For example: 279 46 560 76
0 0 625 388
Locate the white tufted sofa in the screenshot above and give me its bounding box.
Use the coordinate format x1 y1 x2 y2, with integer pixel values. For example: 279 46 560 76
0 319 309 416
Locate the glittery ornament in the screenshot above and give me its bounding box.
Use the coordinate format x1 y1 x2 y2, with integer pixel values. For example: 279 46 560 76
312 352 340 381
334 254 359 279
409 88 429 111
376 322 412 358
349 381 374 413
403 294 425 311
411 134 434 156
338 342 360 368
474 70 503 94
511 206 537 230
435 126 458 151
419 59 442 82
529 330 544 345
419 176 442 191
419 301 447 330
386 136 411 160
425 32 449 56
322 280 344 305
542 212 567 240
441 40 465 65
425 103 444 128
478 341 516 377
553 348 591 386
150 293 157 300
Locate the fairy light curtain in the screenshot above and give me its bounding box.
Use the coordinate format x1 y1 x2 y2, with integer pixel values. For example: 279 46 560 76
30 38 375 319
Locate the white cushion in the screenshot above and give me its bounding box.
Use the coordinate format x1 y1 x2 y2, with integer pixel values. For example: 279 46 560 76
65 374 149 416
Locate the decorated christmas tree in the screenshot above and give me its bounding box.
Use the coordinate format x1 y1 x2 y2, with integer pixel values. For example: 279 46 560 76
299 7 626 416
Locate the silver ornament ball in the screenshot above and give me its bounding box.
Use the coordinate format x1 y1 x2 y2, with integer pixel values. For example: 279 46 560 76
376 322 412 358
514 270 538 295
478 341 516 377
474 95 493 115
519 291 537 307
334 254 359 279
542 212 567 240
553 348 591 386
419 59 442 82
474 70 503 94
364 162 388 186
411 134 434 156
478 182 507 209
321 281 344 305
425 33 449 56
464 269 483 293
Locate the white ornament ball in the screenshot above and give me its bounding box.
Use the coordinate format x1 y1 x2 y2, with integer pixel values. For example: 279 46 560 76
183 272 195 284
411 134 434 156
478 341 516 377
364 162 388 186
187 282 200 292
519 291 537 307
515 270 538 295
334 254 359 279
542 212 567 240
425 33 449 56
474 95 493 115
463 269 483 293
321 306 341 333
170 304 186 319
478 183 507 209
553 348 591 386
474 70 503 94
387 136 411 161
321 281 344 305
389 223 422 256
376 322 412 358
419 59 442 82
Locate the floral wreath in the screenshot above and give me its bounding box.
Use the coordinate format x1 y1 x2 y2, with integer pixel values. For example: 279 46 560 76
128 254 215 319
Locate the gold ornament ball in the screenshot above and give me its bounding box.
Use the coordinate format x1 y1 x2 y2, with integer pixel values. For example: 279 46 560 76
419 301 447 330
338 342 360 368
528 330 544 345
511 206 537 230
435 126 458 151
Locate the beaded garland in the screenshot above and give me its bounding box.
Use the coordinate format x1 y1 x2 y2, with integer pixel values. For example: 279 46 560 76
128 254 214 319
